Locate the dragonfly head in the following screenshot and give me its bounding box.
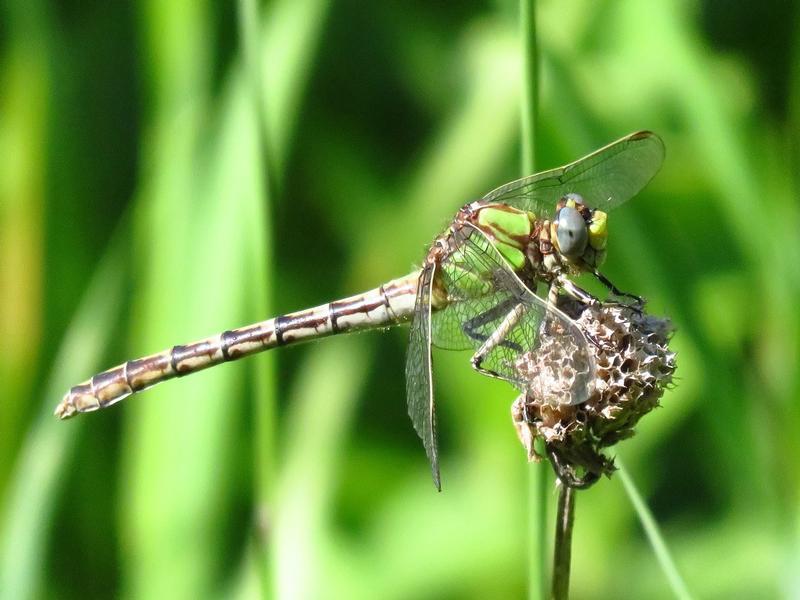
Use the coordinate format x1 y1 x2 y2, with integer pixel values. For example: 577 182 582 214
552 193 607 269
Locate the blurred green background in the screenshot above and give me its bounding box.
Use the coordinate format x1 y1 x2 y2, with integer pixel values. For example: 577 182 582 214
1 0 799 598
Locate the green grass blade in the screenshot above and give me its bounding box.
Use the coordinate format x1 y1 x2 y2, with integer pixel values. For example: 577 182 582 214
122 76 269 598
273 338 370 599
237 0 275 590
261 0 332 176
0 0 49 499
0 235 127 600
123 0 330 595
121 9 215 586
617 460 693 600
520 0 539 176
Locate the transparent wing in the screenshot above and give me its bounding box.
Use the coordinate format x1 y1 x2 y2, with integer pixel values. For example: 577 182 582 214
430 227 536 354
432 224 595 405
516 302 596 406
405 262 440 490
482 131 664 216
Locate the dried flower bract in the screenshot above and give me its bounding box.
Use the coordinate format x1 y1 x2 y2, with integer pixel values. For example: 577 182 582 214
512 297 676 486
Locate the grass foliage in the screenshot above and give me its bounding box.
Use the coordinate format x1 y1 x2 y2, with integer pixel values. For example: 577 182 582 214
1 0 799 598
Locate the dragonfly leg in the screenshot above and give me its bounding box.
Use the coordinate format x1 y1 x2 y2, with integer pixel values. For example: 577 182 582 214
554 274 599 307
462 296 524 352
546 445 600 489
470 303 526 380
592 269 645 309
549 278 606 351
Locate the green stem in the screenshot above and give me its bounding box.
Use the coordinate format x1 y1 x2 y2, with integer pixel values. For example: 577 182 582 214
238 0 277 591
523 164 549 600
551 484 576 600
238 0 277 189
528 445 548 600
617 460 693 600
520 0 539 175
520 2 546 598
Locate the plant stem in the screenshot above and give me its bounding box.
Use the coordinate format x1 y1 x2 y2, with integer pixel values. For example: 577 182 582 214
551 484 576 600
520 0 539 174
528 443 548 600
238 0 277 592
238 0 277 191
520 1 545 598
523 207 549 600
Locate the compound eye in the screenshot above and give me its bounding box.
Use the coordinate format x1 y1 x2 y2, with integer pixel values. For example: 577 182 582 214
556 206 588 258
563 192 585 206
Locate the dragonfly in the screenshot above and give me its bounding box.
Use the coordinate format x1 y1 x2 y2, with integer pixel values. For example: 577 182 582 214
56 131 665 488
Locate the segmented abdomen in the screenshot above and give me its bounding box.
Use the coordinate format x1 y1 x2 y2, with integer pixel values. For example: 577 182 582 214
55 274 418 419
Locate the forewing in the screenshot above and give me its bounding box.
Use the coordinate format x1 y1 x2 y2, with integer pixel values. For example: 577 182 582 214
482 131 664 216
405 262 441 489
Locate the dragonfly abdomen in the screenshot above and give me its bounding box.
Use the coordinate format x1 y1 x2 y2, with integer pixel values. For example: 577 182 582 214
55 274 418 419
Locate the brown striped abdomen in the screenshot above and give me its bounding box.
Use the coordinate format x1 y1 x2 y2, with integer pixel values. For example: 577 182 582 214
55 274 419 419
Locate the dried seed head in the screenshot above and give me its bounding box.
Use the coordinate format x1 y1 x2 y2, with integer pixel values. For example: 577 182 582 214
512 297 676 485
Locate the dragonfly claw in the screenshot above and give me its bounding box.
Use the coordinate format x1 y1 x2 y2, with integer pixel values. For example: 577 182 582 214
592 269 646 312
546 446 601 489
603 295 646 315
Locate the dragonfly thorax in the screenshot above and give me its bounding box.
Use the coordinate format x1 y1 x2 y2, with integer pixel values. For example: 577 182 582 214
464 197 607 284
470 203 536 270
